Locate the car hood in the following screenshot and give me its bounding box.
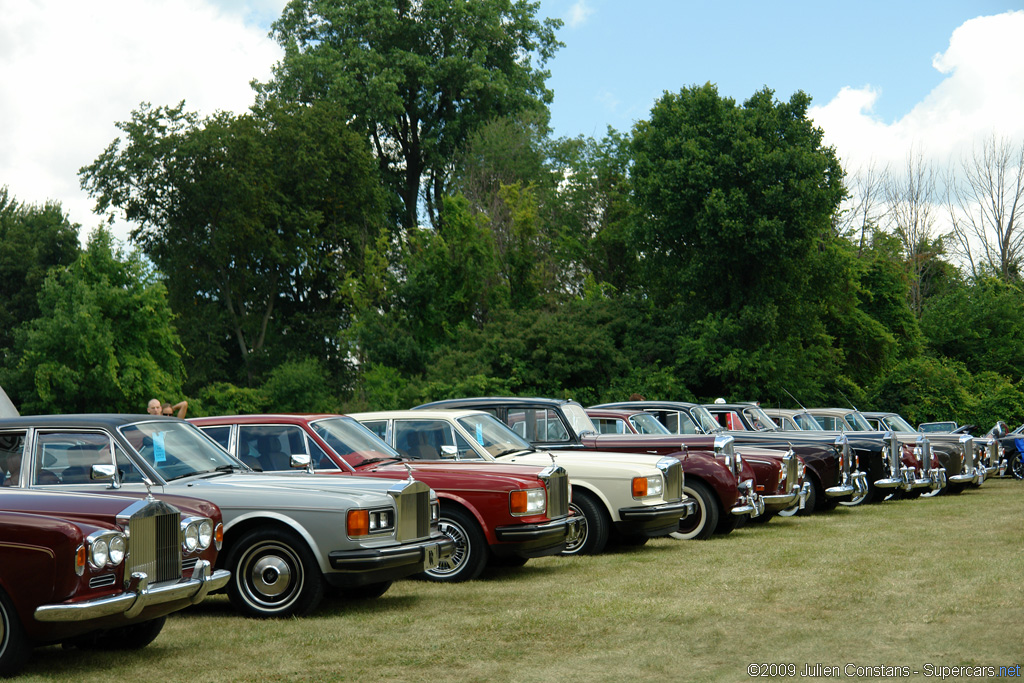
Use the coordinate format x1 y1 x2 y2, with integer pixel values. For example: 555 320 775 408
497 449 665 476
158 470 419 508
361 460 552 490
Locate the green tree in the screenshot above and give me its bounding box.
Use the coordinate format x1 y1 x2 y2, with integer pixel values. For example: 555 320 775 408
631 84 845 313
547 129 639 293
262 0 562 230
347 195 505 376
921 275 1024 379
629 84 849 399
0 228 185 414
0 188 80 358
868 356 974 426
80 100 385 387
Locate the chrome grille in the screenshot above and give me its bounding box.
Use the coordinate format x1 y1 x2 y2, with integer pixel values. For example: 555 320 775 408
959 435 975 474
117 498 182 587
658 459 683 502
390 480 431 542
183 557 198 574
782 451 798 492
540 466 569 518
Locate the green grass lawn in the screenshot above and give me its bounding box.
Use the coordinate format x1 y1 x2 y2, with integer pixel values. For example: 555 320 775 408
17 479 1024 682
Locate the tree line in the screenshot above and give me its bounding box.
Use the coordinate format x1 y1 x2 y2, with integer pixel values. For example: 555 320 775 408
2 0 1023 429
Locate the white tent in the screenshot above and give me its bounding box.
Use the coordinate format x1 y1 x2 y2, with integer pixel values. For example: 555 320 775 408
0 386 19 418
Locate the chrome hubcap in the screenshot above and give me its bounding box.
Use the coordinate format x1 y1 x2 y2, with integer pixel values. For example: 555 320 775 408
430 520 468 576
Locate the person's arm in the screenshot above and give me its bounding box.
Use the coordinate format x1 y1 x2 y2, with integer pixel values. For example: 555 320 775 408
172 400 189 419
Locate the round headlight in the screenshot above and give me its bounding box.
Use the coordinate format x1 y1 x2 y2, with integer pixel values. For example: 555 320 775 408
183 523 200 552
91 538 109 568
198 520 214 550
107 534 126 566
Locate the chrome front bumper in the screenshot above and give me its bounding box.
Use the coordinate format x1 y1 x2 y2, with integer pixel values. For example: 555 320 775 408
731 486 765 518
826 470 868 498
35 560 230 623
876 467 946 492
761 482 810 510
949 466 987 485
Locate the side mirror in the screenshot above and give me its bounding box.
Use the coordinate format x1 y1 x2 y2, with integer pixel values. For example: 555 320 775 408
91 464 116 482
440 445 458 459
289 453 312 469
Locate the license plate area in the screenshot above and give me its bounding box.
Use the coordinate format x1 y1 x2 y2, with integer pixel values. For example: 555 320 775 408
424 543 439 569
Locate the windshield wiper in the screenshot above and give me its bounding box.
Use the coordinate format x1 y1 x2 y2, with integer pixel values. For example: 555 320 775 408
164 471 204 482
359 457 404 466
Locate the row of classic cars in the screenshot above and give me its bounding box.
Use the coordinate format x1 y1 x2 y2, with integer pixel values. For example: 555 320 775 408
1 388 1017 675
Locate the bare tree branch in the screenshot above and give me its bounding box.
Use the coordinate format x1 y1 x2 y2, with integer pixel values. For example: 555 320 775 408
945 135 1024 281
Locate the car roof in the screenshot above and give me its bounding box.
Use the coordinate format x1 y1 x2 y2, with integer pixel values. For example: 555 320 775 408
0 414 176 429
351 409 492 421
414 397 575 410
591 400 700 410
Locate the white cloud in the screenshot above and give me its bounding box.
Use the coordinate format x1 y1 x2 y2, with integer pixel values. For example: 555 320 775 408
811 11 1024 178
566 0 594 29
0 0 284 242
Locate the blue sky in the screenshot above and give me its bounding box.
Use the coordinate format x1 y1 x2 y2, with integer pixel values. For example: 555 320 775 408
2 0 1023 239
538 0 1019 138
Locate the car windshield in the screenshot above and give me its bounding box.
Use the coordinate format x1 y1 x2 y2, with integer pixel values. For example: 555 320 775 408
844 412 874 431
689 406 724 433
919 421 957 433
793 412 824 431
455 413 529 457
743 406 779 432
119 420 242 481
880 414 916 433
310 417 403 467
629 413 671 434
563 402 599 436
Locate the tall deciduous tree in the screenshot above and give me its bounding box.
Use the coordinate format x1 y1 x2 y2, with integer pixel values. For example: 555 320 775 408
630 84 848 399
945 135 1024 281
0 189 81 359
631 84 845 315
884 148 941 317
262 0 562 230
0 228 185 414
80 100 384 387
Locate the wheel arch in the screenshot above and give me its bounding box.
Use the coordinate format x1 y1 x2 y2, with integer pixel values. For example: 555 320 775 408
568 482 615 522
221 513 327 574
436 497 493 545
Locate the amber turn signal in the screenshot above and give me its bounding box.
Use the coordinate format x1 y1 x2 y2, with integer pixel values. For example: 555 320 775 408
347 509 369 537
631 477 648 497
509 490 527 514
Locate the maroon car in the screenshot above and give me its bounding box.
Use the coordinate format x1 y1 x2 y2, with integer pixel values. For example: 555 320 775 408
413 397 764 540
0 487 229 676
190 414 577 583
586 407 808 520
592 400 865 514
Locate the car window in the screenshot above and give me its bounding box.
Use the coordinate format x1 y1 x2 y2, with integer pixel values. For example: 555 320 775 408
362 421 388 441
0 430 26 486
393 420 470 460
594 418 627 434
200 426 231 450
628 413 671 435
507 408 570 442
237 425 308 472
34 431 113 485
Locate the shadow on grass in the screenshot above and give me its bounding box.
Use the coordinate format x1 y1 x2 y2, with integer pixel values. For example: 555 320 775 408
22 633 183 679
